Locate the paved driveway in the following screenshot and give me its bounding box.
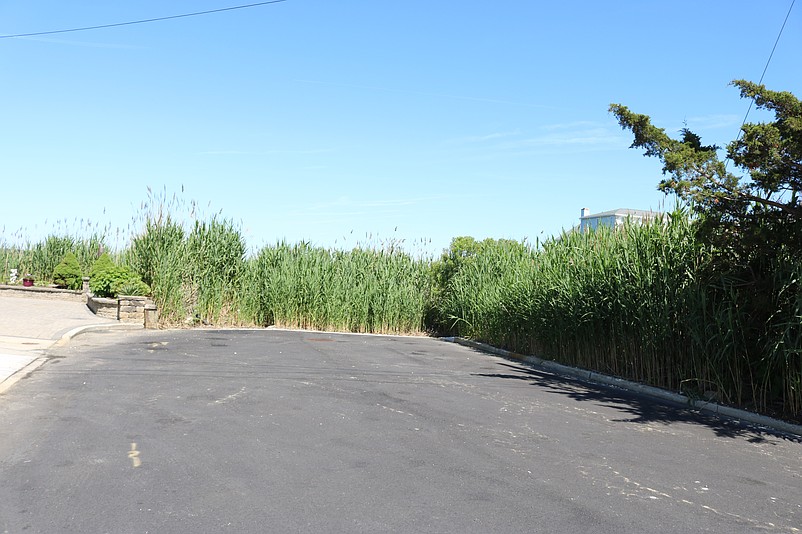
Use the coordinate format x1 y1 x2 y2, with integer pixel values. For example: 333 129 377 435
0 295 117 389
1 328 800 533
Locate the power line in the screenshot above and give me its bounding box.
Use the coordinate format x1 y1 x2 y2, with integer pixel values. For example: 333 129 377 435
723 0 795 173
0 0 288 39
737 0 795 132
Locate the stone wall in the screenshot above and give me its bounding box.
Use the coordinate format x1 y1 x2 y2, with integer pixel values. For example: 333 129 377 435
86 296 119 319
118 295 157 325
0 284 86 302
2 281 158 328
86 295 159 327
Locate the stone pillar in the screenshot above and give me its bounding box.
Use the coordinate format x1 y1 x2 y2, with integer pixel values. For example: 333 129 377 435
82 277 90 295
144 303 159 329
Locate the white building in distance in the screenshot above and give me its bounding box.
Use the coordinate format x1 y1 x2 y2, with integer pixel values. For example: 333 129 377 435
579 208 663 233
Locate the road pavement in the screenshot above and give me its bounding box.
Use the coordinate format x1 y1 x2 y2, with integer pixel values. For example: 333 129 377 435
0 294 137 393
1 328 800 533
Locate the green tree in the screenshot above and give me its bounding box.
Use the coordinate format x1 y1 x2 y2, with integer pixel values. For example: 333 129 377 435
611 82 802 419
52 252 83 290
431 236 484 293
429 236 530 333
610 80 801 264
432 237 527 294
89 252 150 298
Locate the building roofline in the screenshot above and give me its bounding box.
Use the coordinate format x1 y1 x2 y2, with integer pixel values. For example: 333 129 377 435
580 208 662 219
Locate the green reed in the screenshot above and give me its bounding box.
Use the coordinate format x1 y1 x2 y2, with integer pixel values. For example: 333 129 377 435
437 213 802 419
242 242 430 334
4 193 800 419
1 231 109 284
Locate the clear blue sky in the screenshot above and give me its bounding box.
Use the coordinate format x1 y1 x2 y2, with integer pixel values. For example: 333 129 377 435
2 1 800 256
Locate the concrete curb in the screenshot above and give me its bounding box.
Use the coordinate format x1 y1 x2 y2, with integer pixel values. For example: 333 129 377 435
53 322 145 348
0 357 48 395
1 323 145 395
443 337 802 438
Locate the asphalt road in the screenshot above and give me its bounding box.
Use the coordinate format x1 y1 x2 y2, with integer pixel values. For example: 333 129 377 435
1 328 800 533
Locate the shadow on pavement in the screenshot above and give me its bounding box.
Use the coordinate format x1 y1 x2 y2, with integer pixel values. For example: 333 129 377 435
474 360 802 444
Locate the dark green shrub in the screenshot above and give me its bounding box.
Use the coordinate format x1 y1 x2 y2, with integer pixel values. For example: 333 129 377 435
90 252 115 279
90 253 150 298
52 252 83 290
31 235 75 282
113 277 151 297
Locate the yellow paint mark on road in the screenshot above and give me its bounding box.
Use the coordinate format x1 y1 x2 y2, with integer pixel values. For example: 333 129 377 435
128 442 142 468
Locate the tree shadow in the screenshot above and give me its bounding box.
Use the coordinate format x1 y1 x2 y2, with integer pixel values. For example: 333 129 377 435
473 360 801 444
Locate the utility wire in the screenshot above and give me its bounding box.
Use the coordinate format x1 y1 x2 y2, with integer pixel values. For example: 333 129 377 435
737 0 795 133
723 0 795 172
0 0 288 39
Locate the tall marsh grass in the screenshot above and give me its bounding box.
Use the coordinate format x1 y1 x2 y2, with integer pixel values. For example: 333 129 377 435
4 195 800 420
1 232 109 284
122 190 429 332
127 214 188 322
438 214 802 419
242 242 429 333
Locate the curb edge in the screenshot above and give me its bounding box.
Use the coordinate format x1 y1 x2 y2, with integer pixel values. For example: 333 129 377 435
446 337 802 438
53 323 145 348
0 357 48 395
